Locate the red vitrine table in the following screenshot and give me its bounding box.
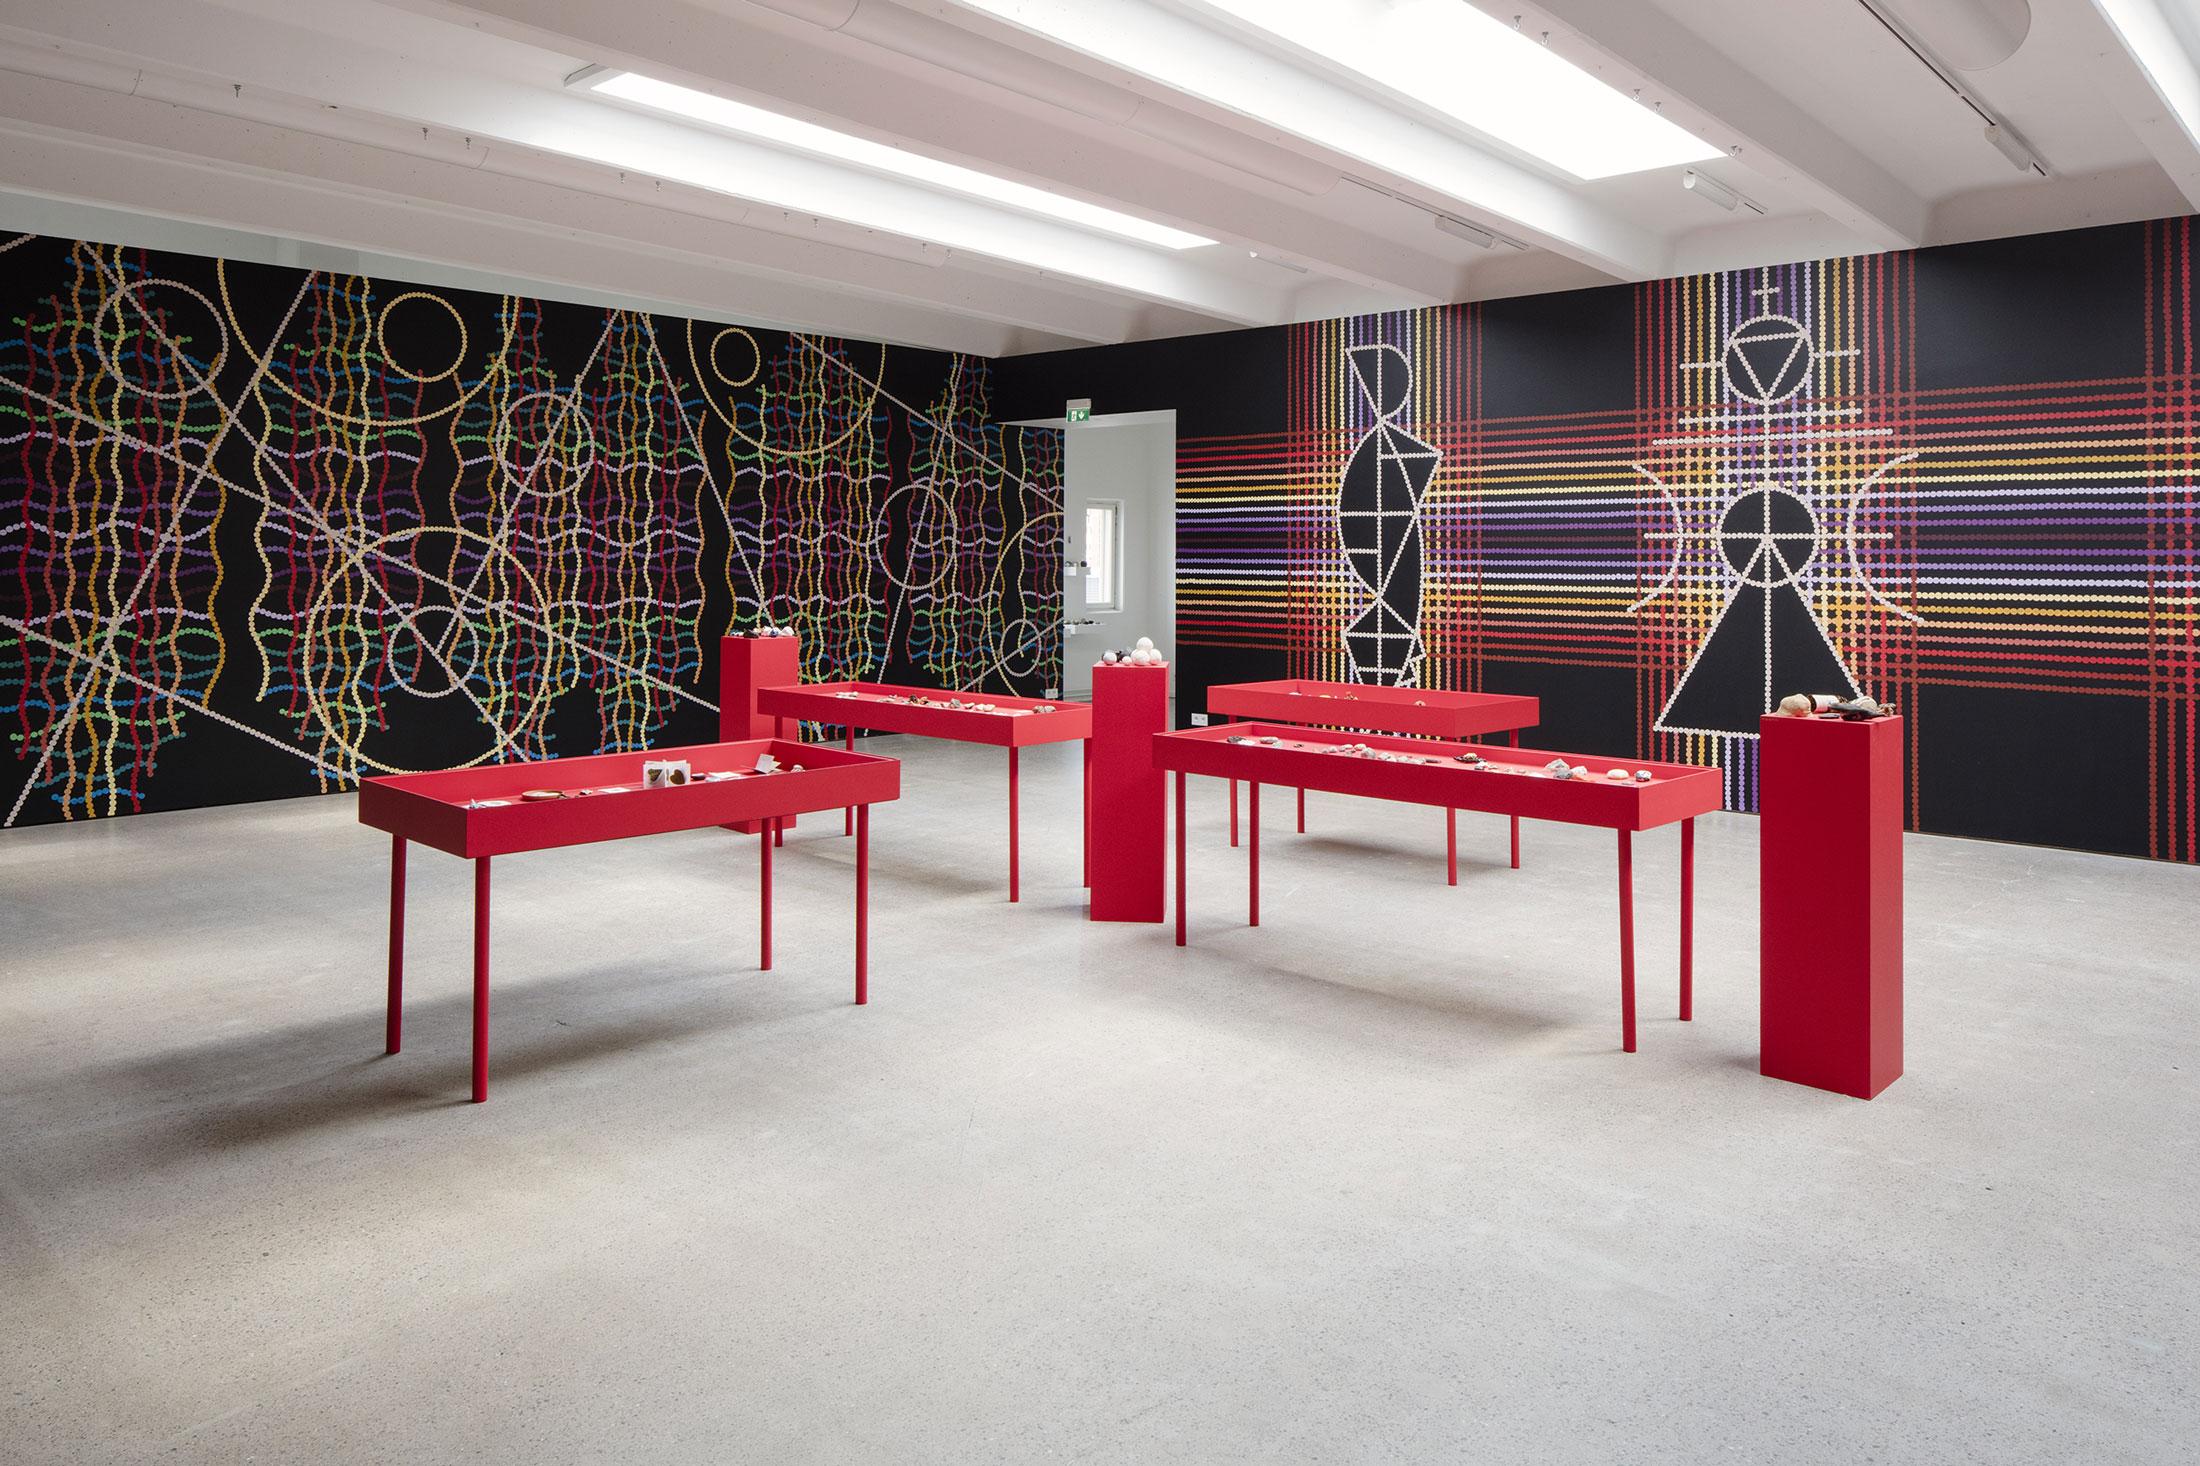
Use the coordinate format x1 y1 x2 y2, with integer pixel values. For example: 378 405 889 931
1206 680 1539 880
358 738 898 1102
1154 723 1719 1052
756 681 1092 903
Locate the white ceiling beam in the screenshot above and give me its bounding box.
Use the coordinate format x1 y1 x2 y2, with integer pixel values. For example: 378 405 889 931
927 0 1670 280
1493 0 1929 251
0 0 1284 327
0 66 1143 353
2084 0 2200 211
391 0 1461 305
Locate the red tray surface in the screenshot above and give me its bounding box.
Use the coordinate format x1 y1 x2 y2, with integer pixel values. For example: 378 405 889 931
1206 679 1538 739
358 738 898 858
1153 723 1718 831
758 681 1093 747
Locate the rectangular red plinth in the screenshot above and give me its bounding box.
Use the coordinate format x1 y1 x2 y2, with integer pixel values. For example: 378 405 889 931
721 633 803 832
1760 713 1904 1099
1089 663 1167 922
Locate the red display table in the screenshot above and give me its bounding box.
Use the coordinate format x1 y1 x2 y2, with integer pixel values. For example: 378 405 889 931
358 738 898 1102
756 681 1093 902
1206 679 1539 880
1088 663 1169 922
1760 712 1904 1098
719 632 803 835
1155 723 1719 1051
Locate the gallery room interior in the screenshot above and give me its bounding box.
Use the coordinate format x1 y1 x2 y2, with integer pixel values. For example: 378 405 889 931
0 0 2194 1461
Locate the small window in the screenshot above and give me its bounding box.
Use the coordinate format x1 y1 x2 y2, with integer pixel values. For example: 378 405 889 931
1084 501 1122 613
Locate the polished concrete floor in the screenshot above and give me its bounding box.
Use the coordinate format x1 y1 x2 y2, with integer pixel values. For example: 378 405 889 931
1 736 2193 1464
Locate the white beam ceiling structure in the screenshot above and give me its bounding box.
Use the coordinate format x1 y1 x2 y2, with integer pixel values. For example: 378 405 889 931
0 0 2190 354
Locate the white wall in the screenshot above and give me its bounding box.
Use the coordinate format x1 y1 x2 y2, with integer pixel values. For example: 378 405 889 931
1061 411 1176 700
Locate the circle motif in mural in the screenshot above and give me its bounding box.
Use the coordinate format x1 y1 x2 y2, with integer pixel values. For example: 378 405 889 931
376 292 469 384
95 279 228 403
1720 313 1813 404
1717 487 1819 588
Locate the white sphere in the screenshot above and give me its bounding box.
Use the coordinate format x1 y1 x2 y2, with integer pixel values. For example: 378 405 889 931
1134 636 1155 652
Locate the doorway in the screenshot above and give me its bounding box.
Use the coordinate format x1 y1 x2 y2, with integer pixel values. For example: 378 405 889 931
1058 411 1176 701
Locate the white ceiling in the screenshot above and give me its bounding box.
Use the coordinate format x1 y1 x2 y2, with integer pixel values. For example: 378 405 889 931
0 0 2193 356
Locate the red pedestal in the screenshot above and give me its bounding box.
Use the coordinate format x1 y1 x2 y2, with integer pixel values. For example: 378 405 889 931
721 633 801 834
1760 713 1904 1099
1089 663 1168 922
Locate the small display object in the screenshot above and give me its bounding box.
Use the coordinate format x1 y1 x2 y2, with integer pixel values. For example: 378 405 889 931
642 759 693 789
1099 635 1168 667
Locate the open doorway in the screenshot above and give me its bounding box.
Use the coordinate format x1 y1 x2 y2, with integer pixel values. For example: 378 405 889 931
1057 411 1176 701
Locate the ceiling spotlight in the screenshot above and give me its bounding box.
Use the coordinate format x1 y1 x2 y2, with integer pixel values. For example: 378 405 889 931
1682 169 1766 215
1682 169 1737 210
1433 214 1497 248
1983 122 2044 175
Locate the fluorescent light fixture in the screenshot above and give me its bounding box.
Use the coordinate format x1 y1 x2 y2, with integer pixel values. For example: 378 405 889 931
1145 0 1721 180
575 68 1214 250
1682 169 1766 215
1432 213 1495 248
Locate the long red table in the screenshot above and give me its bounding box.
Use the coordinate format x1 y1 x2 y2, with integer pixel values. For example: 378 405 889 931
1154 722 1720 1052
1206 679 1539 880
358 737 899 1102
756 681 1092 903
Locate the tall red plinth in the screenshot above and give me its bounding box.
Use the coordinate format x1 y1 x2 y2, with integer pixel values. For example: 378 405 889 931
1089 663 1168 922
1760 713 1903 1099
721 633 802 834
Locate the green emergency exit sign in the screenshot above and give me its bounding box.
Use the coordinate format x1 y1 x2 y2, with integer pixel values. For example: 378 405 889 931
1066 398 1092 423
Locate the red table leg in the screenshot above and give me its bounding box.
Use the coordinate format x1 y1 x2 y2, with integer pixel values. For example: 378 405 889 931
1175 771 1187 948
1248 781 1261 928
1617 829 1636 1054
1509 729 1522 869
1229 778 1238 847
855 803 869 1005
471 856 491 1103
761 816 775 971
1296 785 1305 834
1680 817 1695 1021
1082 735 1092 888
1446 809 1457 887
1007 744 1021 903
845 726 855 836
386 834 406 1055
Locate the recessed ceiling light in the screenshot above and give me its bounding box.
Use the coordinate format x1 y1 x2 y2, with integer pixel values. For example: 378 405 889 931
955 0 1721 181
575 69 1214 250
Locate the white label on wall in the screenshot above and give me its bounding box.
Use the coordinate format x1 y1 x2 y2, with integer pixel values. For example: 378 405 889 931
1190 713 1209 726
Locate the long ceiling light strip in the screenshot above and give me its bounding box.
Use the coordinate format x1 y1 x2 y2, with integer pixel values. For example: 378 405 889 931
574 68 1216 250
1132 0 1720 180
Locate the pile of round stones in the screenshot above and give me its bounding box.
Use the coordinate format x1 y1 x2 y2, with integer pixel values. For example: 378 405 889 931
753 625 797 638
1099 636 1167 667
